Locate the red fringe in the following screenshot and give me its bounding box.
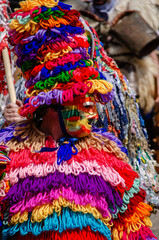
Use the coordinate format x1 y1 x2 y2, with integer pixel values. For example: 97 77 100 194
10 227 108 240
116 188 146 224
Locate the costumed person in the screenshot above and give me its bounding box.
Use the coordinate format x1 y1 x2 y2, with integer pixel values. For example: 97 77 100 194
0 1 158 240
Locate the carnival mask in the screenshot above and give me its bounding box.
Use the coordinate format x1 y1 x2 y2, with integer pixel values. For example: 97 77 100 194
61 94 98 138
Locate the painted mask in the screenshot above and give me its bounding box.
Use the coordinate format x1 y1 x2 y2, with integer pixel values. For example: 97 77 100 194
61 94 98 138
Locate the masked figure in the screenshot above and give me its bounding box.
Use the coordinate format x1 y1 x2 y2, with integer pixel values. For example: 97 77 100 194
0 1 158 240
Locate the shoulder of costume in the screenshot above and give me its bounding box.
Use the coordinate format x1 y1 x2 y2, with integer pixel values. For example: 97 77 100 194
0 120 46 152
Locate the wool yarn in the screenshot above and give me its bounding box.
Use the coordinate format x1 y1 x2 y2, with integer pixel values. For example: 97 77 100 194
0 121 157 240
0 0 158 239
8 0 114 119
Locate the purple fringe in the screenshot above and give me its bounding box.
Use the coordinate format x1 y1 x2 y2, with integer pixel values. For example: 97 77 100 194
100 88 115 103
5 171 123 214
0 122 29 144
30 89 63 106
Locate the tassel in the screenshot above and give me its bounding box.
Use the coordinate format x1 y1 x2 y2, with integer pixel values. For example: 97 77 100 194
57 137 78 165
36 137 78 165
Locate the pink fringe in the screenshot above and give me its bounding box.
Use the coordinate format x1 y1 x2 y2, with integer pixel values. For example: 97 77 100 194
5 160 125 188
9 185 110 217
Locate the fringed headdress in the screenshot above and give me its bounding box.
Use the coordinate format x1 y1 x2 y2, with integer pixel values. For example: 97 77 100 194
9 0 113 119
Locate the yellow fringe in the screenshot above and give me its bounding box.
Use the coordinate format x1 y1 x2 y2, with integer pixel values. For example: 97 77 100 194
86 80 113 95
9 16 70 35
19 0 59 12
40 46 73 63
10 196 112 228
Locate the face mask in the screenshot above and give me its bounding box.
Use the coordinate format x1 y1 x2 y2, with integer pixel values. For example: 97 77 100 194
61 94 98 138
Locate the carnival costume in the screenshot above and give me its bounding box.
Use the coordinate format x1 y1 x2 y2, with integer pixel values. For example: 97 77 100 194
0 0 158 239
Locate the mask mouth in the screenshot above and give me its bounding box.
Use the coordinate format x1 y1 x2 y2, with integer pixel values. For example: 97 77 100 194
88 116 97 126
85 112 98 119
66 124 92 138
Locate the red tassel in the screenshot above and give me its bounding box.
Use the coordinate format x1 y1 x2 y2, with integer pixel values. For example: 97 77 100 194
10 227 108 240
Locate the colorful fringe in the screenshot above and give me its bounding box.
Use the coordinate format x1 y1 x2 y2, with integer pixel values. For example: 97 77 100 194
0 122 157 240
9 0 114 118
0 0 158 239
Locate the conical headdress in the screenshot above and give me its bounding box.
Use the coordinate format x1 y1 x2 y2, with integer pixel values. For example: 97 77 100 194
9 0 113 118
